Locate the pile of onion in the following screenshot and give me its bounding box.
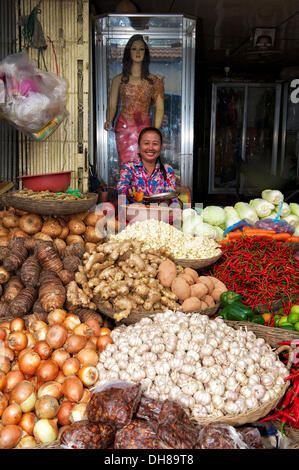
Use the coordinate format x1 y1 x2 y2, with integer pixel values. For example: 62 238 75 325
0 309 113 448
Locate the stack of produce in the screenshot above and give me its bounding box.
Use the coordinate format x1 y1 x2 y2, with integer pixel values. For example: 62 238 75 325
58 383 264 449
0 207 118 248
66 239 227 321
95 310 289 423
207 236 299 310
0 237 91 319
0 310 112 449
181 189 299 242
111 219 221 260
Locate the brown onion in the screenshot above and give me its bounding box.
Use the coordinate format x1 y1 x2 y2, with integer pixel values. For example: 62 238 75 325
0 321 10 330
64 334 87 354
33 418 58 444
76 348 99 366
36 360 59 383
0 371 6 391
35 395 59 419
19 412 37 435
0 355 10 374
0 391 8 417
85 211 104 227
15 435 37 448
17 347 32 361
78 365 99 387
2 345 15 362
99 327 112 336
46 324 68 349
55 370 66 385
1 403 22 425
85 317 102 336
84 225 105 243
62 376 83 403
28 320 49 341
97 335 114 352
19 350 41 375
51 349 70 368
10 380 36 412
10 318 25 332
24 331 36 348
57 401 73 426
37 381 62 400
62 357 80 377
0 424 22 449
85 338 97 351
4 370 24 393
47 309 67 326
0 327 7 341
8 331 28 351
34 340 53 360
73 323 93 338
63 314 81 331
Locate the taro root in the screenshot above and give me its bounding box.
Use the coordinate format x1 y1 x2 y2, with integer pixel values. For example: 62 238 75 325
20 256 41 288
38 270 66 312
9 286 37 318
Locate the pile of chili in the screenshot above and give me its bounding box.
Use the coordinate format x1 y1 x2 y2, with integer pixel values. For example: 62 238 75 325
259 355 299 435
208 237 299 309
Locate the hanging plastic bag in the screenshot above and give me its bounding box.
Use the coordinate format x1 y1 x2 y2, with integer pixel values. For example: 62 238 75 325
0 50 67 136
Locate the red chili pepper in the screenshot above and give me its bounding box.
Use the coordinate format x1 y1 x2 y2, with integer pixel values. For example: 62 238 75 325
284 371 299 381
280 415 288 435
281 386 296 409
259 411 281 423
278 410 297 424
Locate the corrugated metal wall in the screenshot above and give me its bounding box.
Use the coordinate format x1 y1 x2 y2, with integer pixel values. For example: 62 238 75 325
0 0 18 183
16 0 90 192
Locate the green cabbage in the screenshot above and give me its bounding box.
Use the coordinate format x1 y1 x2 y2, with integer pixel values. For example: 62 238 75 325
224 206 241 229
202 206 226 227
249 198 275 217
214 226 224 241
290 203 299 218
294 224 299 237
261 189 284 205
234 202 259 226
282 214 299 228
194 222 219 240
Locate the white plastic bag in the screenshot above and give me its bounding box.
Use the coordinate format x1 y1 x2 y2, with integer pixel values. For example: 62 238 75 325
0 50 67 133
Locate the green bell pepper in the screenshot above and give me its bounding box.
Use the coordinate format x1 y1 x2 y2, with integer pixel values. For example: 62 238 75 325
280 324 296 331
251 316 266 325
219 302 254 322
220 291 242 307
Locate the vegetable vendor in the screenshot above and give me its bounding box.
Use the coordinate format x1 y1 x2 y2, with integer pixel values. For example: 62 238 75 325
116 127 179 205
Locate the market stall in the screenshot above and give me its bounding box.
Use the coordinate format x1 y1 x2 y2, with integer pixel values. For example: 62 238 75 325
0 184 298 450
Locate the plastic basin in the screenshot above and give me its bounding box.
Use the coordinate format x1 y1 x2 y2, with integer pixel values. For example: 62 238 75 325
18 171 72 192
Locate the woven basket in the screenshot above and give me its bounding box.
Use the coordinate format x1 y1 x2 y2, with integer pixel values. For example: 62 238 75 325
172 253 222 270
190 345 291 427
95 302 220 325
224 319 299 348
1 191 98 215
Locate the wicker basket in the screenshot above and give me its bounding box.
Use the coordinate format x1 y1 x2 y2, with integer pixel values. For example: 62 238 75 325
190 345 292 427
1 191 98 215
172 253 222 270
224 319 299 348
95 302 221 325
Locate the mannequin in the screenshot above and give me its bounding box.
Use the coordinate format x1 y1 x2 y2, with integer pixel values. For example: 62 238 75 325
104 34 164 166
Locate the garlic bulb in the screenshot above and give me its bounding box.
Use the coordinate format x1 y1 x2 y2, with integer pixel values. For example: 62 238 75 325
224 390 239 402
194 391 211 406
168 385 181 401
169 357 183 370
224 401 239 415
208 380 225 397
186 350 200 363
202 356 215 367
155 360 170 375
180 364 195 376
260 354 275 370
248 374 261 386
151 342 165 355
178 394 195 409
260 373 274 389
240 386 252 399
251 384 266 400
235 371 248 386
212 395 225 410
192 404 208 418
181 380 198 396
200 344 214 357
195 367 211 383
246 397 259 410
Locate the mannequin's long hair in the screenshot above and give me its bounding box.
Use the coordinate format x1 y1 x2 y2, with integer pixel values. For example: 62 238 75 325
121 34 153 84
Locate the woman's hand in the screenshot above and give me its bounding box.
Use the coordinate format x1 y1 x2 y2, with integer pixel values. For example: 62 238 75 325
104 121 112 131
127 186 136 200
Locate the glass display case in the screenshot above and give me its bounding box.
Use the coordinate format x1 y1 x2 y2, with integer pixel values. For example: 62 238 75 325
94 14 196 191
280 81 299 191
208 82 281 195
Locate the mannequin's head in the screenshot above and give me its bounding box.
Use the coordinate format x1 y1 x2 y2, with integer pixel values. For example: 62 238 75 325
122 34 151 82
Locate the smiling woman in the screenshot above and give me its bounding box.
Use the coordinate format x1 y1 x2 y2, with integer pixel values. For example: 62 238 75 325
116 127 178 204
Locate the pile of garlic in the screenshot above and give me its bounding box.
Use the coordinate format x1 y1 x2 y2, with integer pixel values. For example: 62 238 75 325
96 310 288 421
111 219 221 259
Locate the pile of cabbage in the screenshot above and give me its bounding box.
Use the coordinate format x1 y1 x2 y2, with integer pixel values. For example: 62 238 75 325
182 189 299 241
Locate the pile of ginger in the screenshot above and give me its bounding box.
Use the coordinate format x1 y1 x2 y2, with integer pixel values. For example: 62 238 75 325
66 239 184 321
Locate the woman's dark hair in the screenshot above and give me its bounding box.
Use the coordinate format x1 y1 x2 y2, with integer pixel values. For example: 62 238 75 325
121 34 153 84
138 127 167 182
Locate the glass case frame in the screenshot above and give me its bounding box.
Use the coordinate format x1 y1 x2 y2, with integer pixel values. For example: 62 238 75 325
208 81 282 195
93 14 196 192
